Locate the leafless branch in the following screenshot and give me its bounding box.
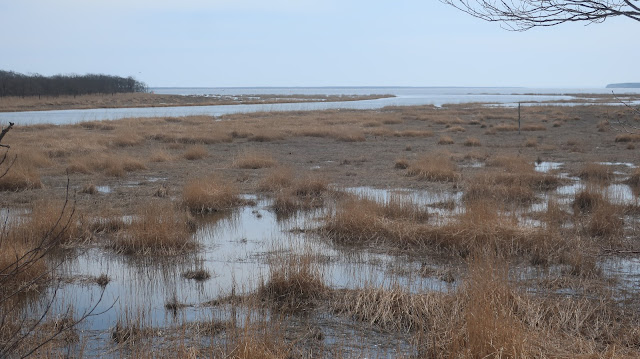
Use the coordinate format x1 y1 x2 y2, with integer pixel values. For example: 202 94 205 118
440 0 640 31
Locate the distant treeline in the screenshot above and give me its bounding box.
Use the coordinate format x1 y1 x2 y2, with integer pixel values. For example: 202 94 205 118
0 70 148 97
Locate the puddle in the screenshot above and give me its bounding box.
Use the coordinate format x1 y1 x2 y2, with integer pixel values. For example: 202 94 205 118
599 162 636 168
535 161 563 173
555 182 637 204
96 185 111 194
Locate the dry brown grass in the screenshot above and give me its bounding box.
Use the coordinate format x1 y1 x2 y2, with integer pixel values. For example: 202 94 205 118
615 133 640 142
524 137 538 147
333 255 640 357
394 158 409 169
463 137 481 147
576 162 614 183
183 145 208 160
495 123 519 132
149 149 172 162
183 175 244 213
111 201 196 255
323 196 561 260
447 125 466 133
110 131 145 147
407 153 459 182
257 167 294 192
437 135 454 145
521 124 546 131
0 164 42 191
259 252 326 312
393 129 434 137
233 150 278 169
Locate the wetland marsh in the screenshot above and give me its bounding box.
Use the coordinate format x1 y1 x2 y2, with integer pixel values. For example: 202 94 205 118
3 98 640 357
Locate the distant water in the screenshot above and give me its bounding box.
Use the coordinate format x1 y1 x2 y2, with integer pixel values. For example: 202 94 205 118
2 87 640 126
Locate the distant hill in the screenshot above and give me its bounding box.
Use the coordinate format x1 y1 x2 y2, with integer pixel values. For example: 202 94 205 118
606 83 640 88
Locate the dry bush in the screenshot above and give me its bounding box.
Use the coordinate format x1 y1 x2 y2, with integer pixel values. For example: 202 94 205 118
111 201 195 255
233 150 278 169
183 145 208 160
183 175 243 213
407 154 459 182
572 188 604 215
521 124 546 131
258 253 326 312
552 120 562 127
463 137 481 147
524 137 538 147
463 174 537 205
257 167 294 192
577 162 614 183
437 135 454 145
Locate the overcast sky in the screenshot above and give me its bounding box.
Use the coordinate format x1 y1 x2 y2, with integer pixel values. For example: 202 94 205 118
1 1 637 88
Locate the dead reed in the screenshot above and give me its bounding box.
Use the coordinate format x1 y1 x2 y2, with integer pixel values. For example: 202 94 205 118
233 150 278 169
407 153 459 182
576 162 614 183
183 175 244 213
183 145 208 160
111 201 196 255
258 252 326 312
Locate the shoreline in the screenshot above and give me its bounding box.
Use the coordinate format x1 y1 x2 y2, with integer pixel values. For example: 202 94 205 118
0 92 394 113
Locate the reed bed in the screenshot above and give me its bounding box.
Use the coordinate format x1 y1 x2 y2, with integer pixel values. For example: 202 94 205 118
407 153 459 182
183 175 244 213
111 201 196 255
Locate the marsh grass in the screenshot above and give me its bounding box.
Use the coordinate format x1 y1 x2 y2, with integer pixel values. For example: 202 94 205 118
463 137 481 147
259 252 326 312
112 201 196 255
407 153 459 182
183 145 208 160
577 162 614 183
323 196 561 260
437 135 454 145
233 150 278 169
183 175 244 213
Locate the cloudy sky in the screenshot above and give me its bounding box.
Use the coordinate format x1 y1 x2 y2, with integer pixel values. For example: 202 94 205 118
1 1 637 88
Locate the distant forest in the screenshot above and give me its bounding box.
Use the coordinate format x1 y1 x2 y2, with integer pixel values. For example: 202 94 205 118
0 70 148 97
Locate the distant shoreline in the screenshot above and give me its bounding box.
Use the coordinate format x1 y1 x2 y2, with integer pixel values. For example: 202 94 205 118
606 83 640 89
0 93 394 113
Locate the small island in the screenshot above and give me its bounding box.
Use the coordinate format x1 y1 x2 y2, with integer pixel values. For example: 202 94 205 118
606 83 640 88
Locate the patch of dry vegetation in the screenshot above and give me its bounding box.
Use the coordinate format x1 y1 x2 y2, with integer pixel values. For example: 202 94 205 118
183 145 208 160
183 175 244 213
437 135 454 145
333 256 640 358
407 153 459 182
233 150 278 169
111 201 196 255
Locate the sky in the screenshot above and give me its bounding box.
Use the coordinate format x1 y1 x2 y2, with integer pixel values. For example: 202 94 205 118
1 0 638 88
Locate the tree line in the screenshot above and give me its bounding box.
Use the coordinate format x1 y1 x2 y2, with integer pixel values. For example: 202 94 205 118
0 70 148 97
